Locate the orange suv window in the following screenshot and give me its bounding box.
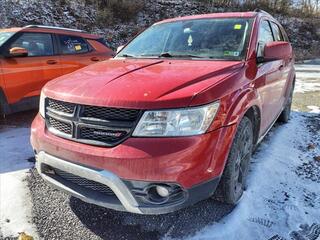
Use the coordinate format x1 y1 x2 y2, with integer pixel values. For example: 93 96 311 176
58 35 90 54
10 33 54 56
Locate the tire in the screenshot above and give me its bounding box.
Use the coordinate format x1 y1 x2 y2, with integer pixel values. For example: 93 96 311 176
215 116 254 205
0 100 4 119
0 89 7 119
278 82 294 123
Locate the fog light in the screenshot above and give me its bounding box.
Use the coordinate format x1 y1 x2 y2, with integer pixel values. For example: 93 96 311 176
156 186 170 197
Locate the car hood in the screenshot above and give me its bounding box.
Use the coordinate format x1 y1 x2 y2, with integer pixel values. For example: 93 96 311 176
44 58 244 109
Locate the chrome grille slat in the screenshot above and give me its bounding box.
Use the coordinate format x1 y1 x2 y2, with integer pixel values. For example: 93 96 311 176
45 98 142 147
48 117 72 135
48 98 75 114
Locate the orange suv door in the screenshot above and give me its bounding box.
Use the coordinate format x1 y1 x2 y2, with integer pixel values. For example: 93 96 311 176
57 34 108 75
1 32 62 104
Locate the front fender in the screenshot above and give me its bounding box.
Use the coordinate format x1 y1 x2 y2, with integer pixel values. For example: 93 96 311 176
223 85 262 127
208 86 262 175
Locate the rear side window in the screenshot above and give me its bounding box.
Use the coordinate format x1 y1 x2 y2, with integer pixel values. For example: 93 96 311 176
58 35 89 54
257 20 274 57
281 27 289 42
270 22 284 41
10 33 54 57
96 38 110 47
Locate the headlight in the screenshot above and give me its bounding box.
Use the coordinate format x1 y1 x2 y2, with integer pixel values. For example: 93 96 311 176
39 91 46 118
133 101 220 137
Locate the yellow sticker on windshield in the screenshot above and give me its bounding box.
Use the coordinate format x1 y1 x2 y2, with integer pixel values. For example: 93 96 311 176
234 24 242 30
75 45 82 51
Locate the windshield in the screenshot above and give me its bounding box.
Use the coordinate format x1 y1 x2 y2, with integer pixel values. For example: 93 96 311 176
0 32 14 47
117 18 253 60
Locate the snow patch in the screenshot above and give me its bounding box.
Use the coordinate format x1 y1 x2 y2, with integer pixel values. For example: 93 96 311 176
187 113 320 240
295 78 320 93
307 105 320 114
294 63 320 93
0 128 37 238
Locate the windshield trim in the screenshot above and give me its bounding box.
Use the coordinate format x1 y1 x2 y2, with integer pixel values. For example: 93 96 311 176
114 56 245 62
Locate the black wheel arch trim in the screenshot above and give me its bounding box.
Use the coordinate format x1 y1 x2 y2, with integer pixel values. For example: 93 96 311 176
0 87 10 114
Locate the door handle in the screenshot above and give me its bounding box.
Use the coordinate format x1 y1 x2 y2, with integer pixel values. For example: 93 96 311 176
90 57 100 62
47 60 58 65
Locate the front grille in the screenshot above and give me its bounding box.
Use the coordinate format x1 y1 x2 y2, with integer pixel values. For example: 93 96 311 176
48 117 72 135
53 168 115 195
45 98 142 147
48 98 75 114
83 106 140 121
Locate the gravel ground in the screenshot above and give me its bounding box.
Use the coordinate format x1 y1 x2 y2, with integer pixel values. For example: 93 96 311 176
295 114 320 183
25 112 320 240
27 171 233 240
1 111 234 240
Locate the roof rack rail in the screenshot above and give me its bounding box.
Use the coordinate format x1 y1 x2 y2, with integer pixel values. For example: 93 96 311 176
24 25 86 33
253 8 272 16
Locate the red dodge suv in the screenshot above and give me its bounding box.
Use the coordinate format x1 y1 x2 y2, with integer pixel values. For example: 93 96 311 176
31 10 295 214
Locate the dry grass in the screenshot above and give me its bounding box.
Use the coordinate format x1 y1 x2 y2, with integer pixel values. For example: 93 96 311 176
293 91 320 112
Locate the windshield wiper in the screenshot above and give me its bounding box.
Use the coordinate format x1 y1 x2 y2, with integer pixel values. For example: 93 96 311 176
130 52 213 59
159 52 173 58
118 54 136 58
159 52 206 59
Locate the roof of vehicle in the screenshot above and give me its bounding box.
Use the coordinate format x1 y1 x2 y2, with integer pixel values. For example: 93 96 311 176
0 27 22 32
0 25 101 39
154 10 273 25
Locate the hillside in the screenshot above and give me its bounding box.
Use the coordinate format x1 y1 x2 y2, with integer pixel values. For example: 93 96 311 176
0 0 319 60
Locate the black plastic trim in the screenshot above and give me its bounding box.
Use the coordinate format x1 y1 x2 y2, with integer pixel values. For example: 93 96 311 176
138 177 220 214
0 95 39 115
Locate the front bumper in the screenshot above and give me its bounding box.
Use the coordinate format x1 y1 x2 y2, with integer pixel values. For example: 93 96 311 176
31 113 237 214
36 151 220 214
31 114 236 188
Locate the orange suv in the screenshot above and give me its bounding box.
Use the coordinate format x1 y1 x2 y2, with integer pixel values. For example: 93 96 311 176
0 25 114 115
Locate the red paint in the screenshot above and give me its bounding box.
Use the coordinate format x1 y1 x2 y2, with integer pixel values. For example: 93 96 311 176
44 59 243 110
31 11 295 189
31 114 236 188
264 41 292 61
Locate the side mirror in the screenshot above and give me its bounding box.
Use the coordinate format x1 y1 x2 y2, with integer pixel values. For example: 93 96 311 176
9 47 28 57
116 45 124 54
263 41 292 62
